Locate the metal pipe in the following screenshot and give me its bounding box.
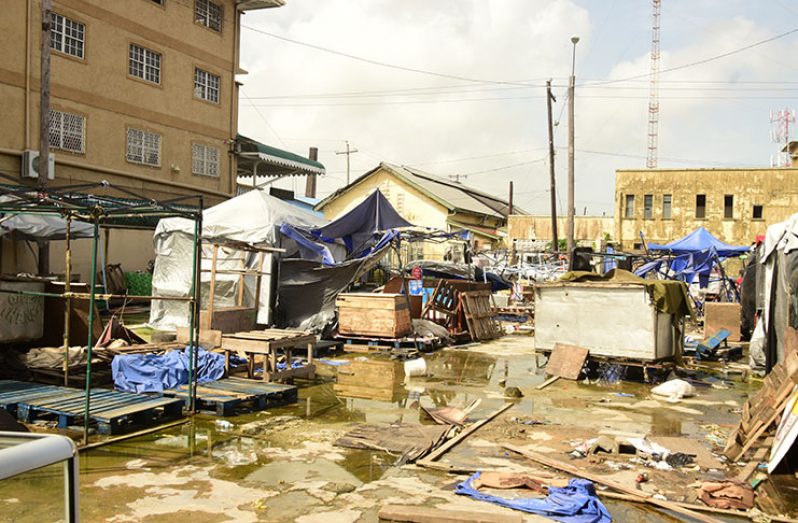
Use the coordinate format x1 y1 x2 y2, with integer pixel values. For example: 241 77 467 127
82 218 99 446
63 215 72 386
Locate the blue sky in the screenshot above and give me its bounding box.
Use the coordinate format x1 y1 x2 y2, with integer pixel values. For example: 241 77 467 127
237 0 798 215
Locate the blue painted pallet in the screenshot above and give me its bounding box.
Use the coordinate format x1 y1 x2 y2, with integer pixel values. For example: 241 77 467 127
695 329 731 359
0 380 66 415
17 388 184 435
163 377 298 416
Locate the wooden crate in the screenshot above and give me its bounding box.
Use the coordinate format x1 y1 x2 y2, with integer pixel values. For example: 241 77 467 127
334 359 405 402
199 307 256 333
704 302 741 341
336 293 412 338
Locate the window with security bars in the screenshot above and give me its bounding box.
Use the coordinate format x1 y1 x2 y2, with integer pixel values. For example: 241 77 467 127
127 128 161 166
128 44 161 84
192 143 220 177
51 13 85 59
48 110 85 153
195 0 222 32
194 68 220 103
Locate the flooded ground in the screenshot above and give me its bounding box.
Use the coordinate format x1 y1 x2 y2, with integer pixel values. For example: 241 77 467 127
1 335 796 522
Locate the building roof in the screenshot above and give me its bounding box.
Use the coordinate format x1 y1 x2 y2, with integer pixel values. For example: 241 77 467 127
236 0 285 11
316 162 524 219
235 134 325 177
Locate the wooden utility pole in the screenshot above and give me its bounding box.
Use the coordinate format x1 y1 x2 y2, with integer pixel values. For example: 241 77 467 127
335 140 358 185
567 37 579 257
38 0 53 276
508 181 514 215
546 80 558 251
304 146 318 198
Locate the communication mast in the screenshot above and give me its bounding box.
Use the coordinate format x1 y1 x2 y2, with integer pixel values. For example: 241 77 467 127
646 0 661 169
770 108 796 167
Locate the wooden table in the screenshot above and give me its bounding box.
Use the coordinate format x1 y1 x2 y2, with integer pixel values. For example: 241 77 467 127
221 329 317 382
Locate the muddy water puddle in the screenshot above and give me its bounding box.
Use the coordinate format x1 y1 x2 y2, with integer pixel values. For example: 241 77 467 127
0 337 787 522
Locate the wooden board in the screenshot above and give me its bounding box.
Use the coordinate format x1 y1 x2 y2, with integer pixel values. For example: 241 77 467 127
703 302 741 342
379 505 523 523
199 307 256 333
337 293 412 338
460 290 502 341
175 327 222 348
546 343 589 380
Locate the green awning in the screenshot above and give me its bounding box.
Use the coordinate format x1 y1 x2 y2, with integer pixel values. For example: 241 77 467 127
236 134 325 177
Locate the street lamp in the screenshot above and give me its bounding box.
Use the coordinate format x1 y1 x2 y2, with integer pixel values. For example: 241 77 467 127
567 36 579 261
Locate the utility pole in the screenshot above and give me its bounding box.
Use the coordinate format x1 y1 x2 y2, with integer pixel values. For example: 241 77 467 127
508 181 514 215
646 0 662 169
304 146 318 197
335 140 358 185
546 79 559 251
567 36 579 258
38 0 53 276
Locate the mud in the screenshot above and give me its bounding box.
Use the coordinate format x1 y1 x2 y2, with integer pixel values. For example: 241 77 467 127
1 335 796 522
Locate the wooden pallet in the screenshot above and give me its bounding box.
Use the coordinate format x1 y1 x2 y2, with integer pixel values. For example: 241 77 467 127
724 345 798 461
163 377 297 416
16 387 184 435
0 380 66 415
461 290 502 341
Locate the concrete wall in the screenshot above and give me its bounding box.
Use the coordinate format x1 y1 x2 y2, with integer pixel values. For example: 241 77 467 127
615 168 798 249
0 0 242 203
508 215 614 248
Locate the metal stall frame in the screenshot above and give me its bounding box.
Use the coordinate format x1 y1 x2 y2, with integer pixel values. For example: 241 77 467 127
0 178 203 445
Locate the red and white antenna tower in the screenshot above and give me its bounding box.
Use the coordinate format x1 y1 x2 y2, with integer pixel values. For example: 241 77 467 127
770 108 796 167
646 0 661 169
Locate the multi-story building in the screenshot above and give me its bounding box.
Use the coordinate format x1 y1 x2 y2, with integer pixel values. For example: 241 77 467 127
615 167 798 250
0 0 323 275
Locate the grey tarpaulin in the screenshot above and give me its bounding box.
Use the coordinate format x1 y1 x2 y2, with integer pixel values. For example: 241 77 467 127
0 196 94 240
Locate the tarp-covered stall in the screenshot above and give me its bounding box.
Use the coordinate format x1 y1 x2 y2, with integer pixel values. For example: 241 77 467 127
534 269 692 361
149 189 325 329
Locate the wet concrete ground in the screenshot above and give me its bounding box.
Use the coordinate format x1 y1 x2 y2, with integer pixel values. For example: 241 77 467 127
1 335 796 522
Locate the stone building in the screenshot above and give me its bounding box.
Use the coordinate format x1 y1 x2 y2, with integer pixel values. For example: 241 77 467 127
507 215 614 251
615 167 798 250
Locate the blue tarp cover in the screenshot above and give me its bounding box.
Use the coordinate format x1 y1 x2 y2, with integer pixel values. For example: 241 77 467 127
647 226 750 257
111 347 225 393
456 473 612 523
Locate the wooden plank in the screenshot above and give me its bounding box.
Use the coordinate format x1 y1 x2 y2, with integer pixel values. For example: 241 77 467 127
546 343 589 380
417 403 514 471
504 444 722 523
536 375 561 390
175 327 222 348
704 302 741 341
378 505 523 523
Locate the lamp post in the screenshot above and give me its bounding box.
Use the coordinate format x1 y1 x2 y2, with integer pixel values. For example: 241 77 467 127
567 36 579 259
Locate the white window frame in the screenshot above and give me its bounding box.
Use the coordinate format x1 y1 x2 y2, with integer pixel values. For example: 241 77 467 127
51 13 85 59
192 143 220 177
195 0 222 32
194 68 220 103
127 128 161 167
49 109 85 153
128 44 161 85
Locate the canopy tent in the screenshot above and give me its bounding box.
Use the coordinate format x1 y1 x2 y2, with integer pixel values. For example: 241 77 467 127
647 226 750 257
0 196 94 240
280 189 413 265
149 188 326 328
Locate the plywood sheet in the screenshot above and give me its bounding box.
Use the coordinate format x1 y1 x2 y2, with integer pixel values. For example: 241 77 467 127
546 343 589 380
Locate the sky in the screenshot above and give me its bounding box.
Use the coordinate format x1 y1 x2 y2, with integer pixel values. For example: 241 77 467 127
236 0 798 216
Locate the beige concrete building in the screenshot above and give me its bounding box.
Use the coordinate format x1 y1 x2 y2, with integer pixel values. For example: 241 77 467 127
615 167 798 250
315 162 518 261
0 0 324 276
507 215 614 251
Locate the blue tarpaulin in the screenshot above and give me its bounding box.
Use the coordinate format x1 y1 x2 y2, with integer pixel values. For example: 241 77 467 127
647 226 750 257
111 347 225 393
635 246 718 286
456 473 612 523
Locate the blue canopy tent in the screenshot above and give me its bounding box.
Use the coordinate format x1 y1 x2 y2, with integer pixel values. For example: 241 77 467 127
647 226 750 257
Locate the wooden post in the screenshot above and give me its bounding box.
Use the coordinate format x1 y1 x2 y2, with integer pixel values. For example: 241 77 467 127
207 244 218 323
546 79 558 250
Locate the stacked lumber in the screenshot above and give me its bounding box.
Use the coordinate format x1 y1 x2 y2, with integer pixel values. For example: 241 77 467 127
724 348 798 461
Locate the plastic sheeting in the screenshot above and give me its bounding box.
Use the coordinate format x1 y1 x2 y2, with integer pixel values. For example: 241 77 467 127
0 196 94 240
149 189 326 328
455 473 612 523
111 347 224 393
648 226 750 257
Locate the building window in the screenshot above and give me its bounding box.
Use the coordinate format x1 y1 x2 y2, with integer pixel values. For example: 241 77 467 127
643 194 653 220
128 44 161 84
48 109 85 153
126 128 161 166
624 194 635 218
149 0 164 4
195 0 222 32
696 194 706 219
51 13 85 59
753 205 763 220
662 194 672 219
724 195 734 219
194 68 220 103
192 143 220 177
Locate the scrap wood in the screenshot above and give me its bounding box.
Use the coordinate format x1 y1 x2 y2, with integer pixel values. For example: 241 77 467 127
417 403 514 472
735 439 772 482
697 479 755 510
471 471 546 493
535 376 560 390
421 399 481 426
378 504 523 523
335 423 451 463
503 444 723 523
545 343 590 380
